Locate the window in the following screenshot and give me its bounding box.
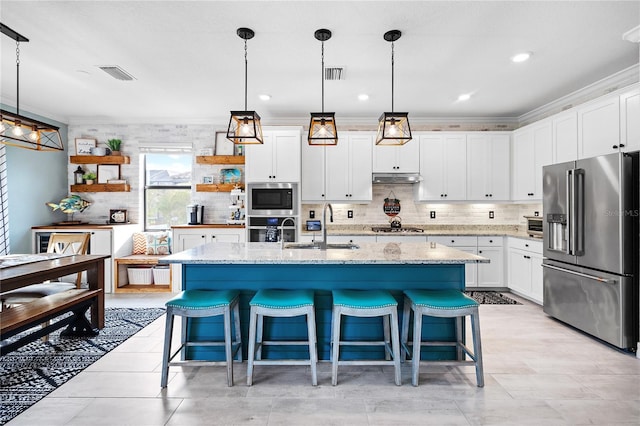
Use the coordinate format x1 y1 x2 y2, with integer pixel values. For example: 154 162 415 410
144 153 191 230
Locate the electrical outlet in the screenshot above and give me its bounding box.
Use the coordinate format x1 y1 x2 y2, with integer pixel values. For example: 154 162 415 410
489 211 494 219
309 210 315 219
534 211 539 217
347 210 353 219
430 211 436 219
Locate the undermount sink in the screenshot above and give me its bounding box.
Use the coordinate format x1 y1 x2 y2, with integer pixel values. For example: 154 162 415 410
283 242 360 250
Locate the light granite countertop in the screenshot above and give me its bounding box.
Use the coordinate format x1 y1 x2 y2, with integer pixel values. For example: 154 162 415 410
160 242 488 265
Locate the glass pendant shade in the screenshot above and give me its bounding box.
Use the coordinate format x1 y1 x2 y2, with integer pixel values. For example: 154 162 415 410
375 112 412 146
308 112 338 145
1 110 64 151
227 27 263 145
227 111 263 144
375 29 412 146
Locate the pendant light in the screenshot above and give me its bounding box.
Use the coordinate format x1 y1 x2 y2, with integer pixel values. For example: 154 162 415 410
375 30 412 146
308 29 338 145
226 27 263 145
0 23 63 151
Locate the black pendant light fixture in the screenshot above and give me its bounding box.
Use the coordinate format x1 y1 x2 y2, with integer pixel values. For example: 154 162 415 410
375 30 412 146
226 27 263 145
0 23 63 151
308 29 338 146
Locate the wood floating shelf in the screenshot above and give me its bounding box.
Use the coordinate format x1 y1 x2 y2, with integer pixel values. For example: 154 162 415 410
114 284 171 293
195 183 244 192
70 155 131 164
71 183 131 192
196 155 245 165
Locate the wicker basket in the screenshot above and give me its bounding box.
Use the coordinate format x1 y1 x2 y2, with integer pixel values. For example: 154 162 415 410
127 267 154 285
152 267 171 285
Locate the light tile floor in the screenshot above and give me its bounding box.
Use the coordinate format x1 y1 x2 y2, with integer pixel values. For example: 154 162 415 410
8 293 640 425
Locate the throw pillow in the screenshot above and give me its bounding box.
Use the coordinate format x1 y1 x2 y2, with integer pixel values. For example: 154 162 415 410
132 232 148 255
146 231 171 255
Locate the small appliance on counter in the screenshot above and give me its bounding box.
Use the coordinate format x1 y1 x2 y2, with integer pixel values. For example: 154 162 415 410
524 215 543 238
187 204 204 225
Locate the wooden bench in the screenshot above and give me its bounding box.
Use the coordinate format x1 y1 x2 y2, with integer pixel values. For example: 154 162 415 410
114 255 171 293
0 288 102 355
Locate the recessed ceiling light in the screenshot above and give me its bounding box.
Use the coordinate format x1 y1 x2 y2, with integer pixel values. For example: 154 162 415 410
511 52 532 63
259 94 271 101
358 94 369 101
457 93 471 102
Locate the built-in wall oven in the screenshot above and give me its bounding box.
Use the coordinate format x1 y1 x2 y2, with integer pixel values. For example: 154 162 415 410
247 216 298 243
247 182 298 216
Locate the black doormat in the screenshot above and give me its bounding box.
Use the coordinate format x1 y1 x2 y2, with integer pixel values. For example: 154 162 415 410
464 291 521 305
0 307 165 425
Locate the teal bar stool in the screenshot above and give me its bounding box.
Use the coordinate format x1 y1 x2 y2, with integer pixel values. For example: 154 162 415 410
401 289 484 387
247 289 318 386
331 289 402 386
160 289 242 388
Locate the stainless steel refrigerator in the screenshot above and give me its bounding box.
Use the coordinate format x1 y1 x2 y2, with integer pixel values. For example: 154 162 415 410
542 151 638 351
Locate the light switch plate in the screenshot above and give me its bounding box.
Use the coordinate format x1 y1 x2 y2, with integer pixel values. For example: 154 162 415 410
430 211 436 219
347 210 353 219
309 210 315 219
489 211 494 219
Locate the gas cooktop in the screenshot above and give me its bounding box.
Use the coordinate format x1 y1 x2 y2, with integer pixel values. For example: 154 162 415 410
371 227 425 233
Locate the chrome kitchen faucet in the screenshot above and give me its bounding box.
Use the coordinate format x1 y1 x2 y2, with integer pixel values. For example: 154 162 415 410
321 203 333 250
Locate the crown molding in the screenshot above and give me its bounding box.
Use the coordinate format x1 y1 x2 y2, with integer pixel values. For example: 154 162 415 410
518 64 639 126
623 25 640 43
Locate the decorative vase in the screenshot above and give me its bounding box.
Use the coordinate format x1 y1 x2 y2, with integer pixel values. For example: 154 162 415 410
85 179 94 185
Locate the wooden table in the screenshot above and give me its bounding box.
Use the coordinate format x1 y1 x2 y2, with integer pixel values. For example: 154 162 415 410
0 254 109 329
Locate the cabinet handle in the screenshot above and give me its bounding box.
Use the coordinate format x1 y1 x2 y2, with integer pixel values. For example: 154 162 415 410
525 244 529 247
620 144 625 148
479 250 483 254
489 240 493 243
613 145 618 149
524 255 530 259
451 240 455 243
201 235 206 238
444 194 447 197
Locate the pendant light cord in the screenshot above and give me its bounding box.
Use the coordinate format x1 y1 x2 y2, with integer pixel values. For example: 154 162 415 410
244 38 248 111
321 40 325 113
390 40 394 113
15 40 20 115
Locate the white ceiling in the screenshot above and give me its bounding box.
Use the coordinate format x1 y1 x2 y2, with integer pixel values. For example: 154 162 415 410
1 1 639 126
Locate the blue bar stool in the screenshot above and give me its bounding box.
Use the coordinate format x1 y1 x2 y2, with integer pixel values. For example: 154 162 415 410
160 289 242 388
247 289 318 386
401 289 484 387
331 289 402 386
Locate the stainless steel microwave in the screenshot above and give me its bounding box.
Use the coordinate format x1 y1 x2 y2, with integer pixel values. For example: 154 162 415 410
247 182 298 216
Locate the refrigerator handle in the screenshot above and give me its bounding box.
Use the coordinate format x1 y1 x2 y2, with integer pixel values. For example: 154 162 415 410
541 263 617 284
566 169 574 255
574 169 585 256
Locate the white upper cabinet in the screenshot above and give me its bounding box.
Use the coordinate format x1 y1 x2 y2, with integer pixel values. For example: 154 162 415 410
417 132 467 201
325 132 373 202
301 143 326 202
552 110 578 163
372 138 420 173
577 95 620 159
512 121 552 201
467 133 510 201
245 127 301 183
620 87 640 153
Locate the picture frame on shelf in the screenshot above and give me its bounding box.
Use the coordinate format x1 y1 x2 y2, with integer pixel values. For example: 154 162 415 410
197 148 213 156
75 138 96 155
202 175 214 184
215 131 235 155
97 164 120 184
109 209 127 224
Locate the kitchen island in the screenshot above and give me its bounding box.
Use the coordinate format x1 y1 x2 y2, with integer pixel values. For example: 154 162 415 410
160 241 486 361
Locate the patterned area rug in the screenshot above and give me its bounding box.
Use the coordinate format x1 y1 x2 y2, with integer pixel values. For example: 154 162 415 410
0 307 165 425
464 291 521 305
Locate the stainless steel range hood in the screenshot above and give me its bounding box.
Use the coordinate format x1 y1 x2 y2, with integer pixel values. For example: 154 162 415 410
372 173 421 184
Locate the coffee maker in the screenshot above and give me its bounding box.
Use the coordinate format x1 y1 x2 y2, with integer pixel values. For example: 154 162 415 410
186 204 204 225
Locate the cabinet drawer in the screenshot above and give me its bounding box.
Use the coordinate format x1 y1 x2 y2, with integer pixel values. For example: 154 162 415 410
428 236 477 247
477 236 503 247
509 237 542 253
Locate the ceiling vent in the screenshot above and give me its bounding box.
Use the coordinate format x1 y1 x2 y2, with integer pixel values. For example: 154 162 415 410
324 67 345 81
98 65 135 81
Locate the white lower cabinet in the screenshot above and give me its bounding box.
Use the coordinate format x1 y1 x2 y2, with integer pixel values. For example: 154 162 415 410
374 235 427 244
173 228 246 252
507 237 543 304
428 236 505 289
298 234 376 245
